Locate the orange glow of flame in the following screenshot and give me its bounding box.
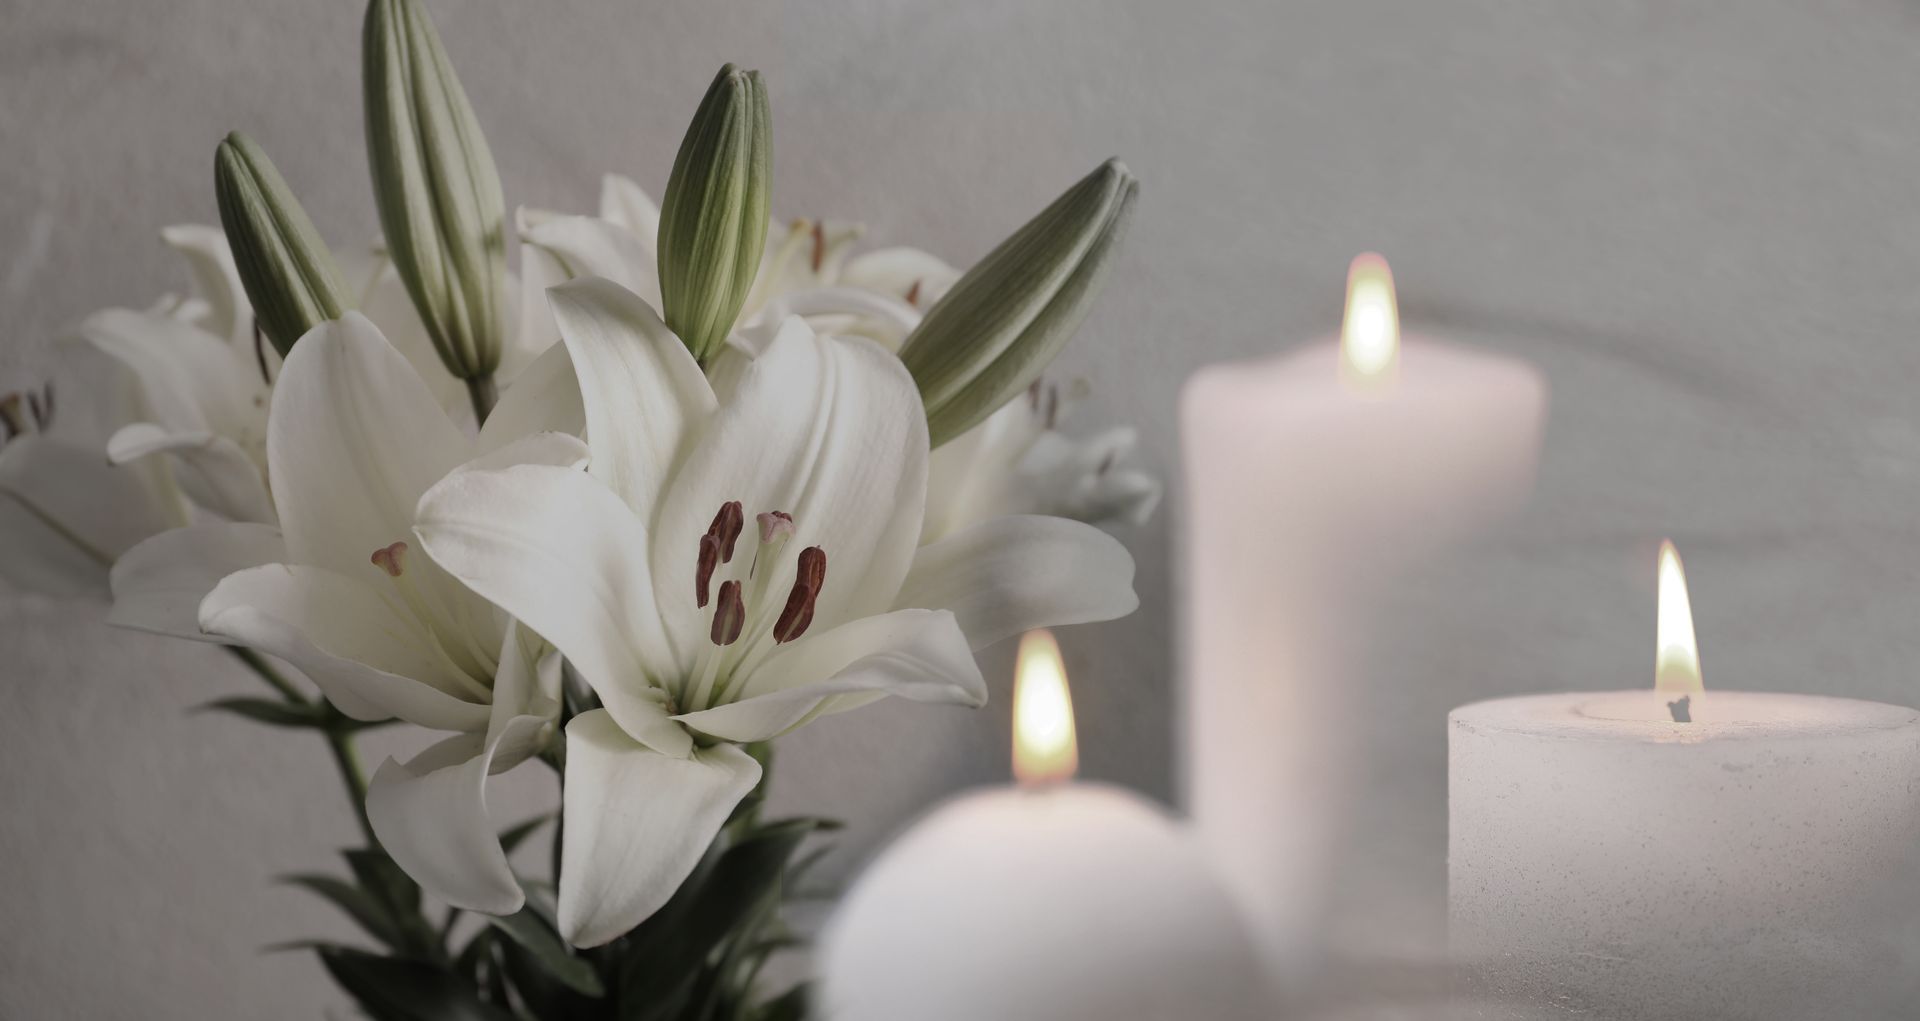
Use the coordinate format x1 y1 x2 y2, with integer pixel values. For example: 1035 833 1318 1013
1012 629 1078 785
1341 252 1400 387
1654 540 1704 693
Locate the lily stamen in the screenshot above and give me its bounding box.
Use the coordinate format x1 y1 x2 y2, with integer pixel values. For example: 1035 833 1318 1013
711 580 745 646
773 546 826 643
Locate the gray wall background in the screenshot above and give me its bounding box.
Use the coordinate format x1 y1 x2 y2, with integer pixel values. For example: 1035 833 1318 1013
9 0 1920 1016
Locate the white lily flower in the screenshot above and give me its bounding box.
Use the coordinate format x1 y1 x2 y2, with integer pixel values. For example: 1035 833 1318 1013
413 277 1137 946
922 380 1164 544
102 310 585 914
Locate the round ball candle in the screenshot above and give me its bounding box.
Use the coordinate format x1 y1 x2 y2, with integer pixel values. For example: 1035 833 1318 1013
1449 543 1920 1018
819 630 1270 1021
1181 254 1548 974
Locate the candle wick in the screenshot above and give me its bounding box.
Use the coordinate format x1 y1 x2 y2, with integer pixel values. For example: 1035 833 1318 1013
1667 695 1692 724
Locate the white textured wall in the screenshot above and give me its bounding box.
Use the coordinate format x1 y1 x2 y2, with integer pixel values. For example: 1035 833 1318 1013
8 1 1920 1016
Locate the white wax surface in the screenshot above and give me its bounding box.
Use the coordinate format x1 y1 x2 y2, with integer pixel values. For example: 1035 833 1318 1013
1182 339 1547 975
817 783 1270 1021
1450 691 1920 1019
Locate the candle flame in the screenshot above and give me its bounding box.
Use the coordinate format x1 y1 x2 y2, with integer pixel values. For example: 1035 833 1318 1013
1012 629 1078 785
1654 540 1704 693
1341 252 1400 386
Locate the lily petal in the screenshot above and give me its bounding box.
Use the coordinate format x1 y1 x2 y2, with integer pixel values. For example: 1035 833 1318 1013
476 339 585 455
0 436 178 595
199 563 490 730
675 608 985 743
109 522 285 639
651 320 929 650
558 709 760 947
894 514 1139 650
366 728 527 915
367 625 559 915
524 216 661 311
547 277 714 516
80 308 266 442
599 174 661 244
268 313 469 573
415 464 681 736
106 424 274 523
160 224 251 348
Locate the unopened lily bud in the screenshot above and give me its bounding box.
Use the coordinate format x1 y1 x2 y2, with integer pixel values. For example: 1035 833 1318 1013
214 132 353 358
363 0 507 381
898 159 1138 447
657 64 771 366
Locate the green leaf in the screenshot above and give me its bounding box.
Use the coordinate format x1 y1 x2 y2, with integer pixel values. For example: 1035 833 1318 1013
213 131 354 358
754 983 810 1021
897 158 1138 446
198 696 334 729
657 63 772 366
487 907 605 997
345 849 422 918
317 945 518 1021
281 874 404 950
616 818 823 1021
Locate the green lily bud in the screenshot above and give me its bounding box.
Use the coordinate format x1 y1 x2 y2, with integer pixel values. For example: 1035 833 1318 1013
214 132 353 359
898 159 1139 448
657 64 771 366
363 0 507 383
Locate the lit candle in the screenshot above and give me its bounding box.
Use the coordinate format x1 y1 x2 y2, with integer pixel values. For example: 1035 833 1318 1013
1180 254 1548 976
819 631 1269 1021
1449 542 1920 1018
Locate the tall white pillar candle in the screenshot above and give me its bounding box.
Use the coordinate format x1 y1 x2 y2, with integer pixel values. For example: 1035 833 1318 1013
820 631 1269 1021
1181 255 1548 976
1449 543 1920 1019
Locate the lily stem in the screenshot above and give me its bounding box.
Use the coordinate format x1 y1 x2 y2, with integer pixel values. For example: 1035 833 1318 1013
465 373 498 426
325 721 379 848
228 646 304 701
226 646 379 849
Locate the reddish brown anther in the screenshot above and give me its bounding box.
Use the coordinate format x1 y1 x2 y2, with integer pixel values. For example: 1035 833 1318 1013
711 580 745 646
695 533 720 608
904 279 923 307
371 541 408 578
773 546 827 643
706 501 744 562
810 221 827 274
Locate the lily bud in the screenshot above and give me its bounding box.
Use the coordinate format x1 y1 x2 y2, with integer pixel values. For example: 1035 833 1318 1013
214 132 353 358
657 64 771 366
898 159 1138 447
362 0 507 382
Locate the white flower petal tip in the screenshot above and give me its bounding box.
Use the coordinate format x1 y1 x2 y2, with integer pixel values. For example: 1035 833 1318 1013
557 711 761 947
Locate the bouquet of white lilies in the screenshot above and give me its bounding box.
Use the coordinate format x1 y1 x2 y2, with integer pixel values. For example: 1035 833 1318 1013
0 1 1156 1016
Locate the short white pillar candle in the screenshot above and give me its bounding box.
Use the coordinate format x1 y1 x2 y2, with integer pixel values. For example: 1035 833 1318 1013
820 631 1269 1021
1449 544 1920 1018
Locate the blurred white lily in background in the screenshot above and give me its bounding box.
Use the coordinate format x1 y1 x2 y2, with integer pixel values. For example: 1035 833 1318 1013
922 380 1163 544
0 340 179 596
413 277 1138 946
